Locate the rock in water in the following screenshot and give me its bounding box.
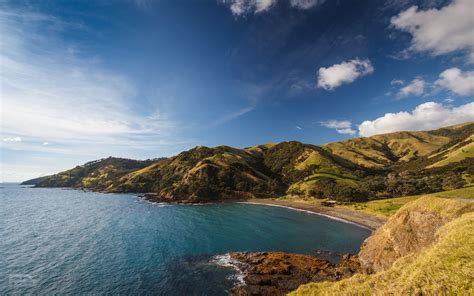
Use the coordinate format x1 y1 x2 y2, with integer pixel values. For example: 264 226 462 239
228 251 360 295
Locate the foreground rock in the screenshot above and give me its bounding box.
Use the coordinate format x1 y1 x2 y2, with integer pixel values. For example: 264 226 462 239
228 251 360 295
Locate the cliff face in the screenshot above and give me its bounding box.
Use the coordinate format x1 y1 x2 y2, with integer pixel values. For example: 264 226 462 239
358 196 474 273
291 198 474 295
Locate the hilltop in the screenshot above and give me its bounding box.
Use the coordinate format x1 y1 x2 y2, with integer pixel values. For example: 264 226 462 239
23 122 473 203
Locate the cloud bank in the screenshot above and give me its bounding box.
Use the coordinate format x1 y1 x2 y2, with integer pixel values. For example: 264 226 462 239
391 0 474 62
359 102 474 137
317 59 373 90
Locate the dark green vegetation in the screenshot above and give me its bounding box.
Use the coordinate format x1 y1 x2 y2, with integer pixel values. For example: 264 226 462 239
24 122 474 203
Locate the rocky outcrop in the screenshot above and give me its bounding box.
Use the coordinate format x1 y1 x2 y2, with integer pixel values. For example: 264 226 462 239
228 251 360 296
358 196 474 273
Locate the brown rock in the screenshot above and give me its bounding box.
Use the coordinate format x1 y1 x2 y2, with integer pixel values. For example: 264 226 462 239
228 251 360 295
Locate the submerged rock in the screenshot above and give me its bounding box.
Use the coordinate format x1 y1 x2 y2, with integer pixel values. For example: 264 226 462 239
228 251 360 296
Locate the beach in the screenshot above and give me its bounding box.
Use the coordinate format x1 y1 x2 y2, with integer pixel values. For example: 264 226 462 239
241 198 387 231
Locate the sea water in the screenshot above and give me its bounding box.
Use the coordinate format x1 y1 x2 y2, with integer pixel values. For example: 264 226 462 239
0 183 370 295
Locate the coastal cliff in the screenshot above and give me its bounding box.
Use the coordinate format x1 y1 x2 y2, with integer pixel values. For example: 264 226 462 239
222 196 474 295
358 196 474 273
289 196 474 295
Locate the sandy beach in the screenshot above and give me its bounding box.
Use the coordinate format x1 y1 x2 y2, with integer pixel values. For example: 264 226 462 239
241 198 387 231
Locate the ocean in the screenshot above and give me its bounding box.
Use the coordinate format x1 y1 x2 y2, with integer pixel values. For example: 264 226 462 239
0 183 370 295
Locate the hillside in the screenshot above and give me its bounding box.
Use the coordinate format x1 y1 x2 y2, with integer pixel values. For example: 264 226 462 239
28 157 156 190
24 122 474 202
290 197 474 295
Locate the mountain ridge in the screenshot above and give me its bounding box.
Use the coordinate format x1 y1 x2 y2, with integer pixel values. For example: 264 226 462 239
23 122 474 203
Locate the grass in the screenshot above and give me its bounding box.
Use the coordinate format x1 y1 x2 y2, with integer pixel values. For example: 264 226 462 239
339 186 474 218
290 210 474 295
428 140 474 168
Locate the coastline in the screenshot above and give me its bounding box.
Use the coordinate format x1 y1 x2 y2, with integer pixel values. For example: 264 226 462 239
240 198 386 231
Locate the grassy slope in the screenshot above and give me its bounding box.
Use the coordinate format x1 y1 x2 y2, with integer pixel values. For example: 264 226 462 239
291 210 474 295
339 186 474 218
33 157 154 190
322 131 451 168
428 138 474 168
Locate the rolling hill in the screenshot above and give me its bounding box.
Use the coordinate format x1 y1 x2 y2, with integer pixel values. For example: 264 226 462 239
23 122 474 203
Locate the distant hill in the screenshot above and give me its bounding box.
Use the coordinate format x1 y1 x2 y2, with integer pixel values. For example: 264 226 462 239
23 122 474 203
27 157 156 189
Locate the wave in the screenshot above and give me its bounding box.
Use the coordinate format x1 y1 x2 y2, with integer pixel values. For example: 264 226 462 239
210 254 247 287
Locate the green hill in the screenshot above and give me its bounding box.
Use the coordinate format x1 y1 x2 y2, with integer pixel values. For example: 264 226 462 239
24 122 474 203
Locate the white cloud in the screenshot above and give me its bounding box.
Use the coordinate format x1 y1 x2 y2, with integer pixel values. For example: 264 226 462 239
223 0 276 15
317 58 374 90
222 0 323 15
42 142 49 146
398 78 425 97
290 0 325 9
358 102 474 137
321 120 356 135
444 98 454 103
3 137 22 142
435 67 474 96
295 125 303 130
390 79 404 86
0 8 175 149
391 0 474 62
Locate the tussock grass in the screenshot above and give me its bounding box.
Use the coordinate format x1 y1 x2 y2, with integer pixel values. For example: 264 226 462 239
291 208 474 295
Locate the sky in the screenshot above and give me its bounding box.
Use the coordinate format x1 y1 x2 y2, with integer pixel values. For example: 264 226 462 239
1 0 473 182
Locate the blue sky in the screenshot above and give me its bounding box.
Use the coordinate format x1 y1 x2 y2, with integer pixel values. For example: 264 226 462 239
1 0 473 181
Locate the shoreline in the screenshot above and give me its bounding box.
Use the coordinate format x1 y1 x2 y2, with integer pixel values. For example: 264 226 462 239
240 198 386 231
24 185 385 230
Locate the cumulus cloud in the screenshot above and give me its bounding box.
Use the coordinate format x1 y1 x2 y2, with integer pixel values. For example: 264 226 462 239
398 78 425 97
358 102 474 137
317 59 373 90
321 120 356 135
435 67 474 96
391 0 474 62
3 137 22 142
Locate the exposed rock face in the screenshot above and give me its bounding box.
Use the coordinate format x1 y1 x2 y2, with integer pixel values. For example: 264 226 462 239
358 196 474 273
228 251 360 296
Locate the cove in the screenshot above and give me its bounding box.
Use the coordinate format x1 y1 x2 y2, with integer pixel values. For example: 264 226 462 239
0 184 370 295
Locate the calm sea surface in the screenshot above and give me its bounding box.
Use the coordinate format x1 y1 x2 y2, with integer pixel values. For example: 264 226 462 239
0 183 370 295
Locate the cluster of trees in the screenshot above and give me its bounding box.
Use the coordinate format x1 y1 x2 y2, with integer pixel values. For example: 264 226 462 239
287 157 472 203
